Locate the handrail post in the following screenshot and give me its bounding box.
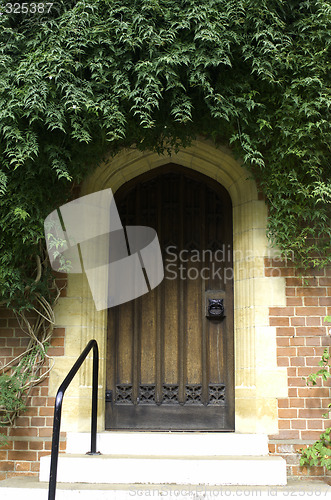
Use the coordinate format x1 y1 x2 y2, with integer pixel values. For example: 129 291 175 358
88 341 99 455
48 339 99 500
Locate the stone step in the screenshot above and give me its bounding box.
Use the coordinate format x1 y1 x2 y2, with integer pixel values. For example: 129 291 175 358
2 477 331 500
66 432 269 456
39 454 287 486
2 477 329 500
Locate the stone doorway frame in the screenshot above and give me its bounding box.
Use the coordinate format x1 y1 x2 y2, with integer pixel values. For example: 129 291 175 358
50 138 287 435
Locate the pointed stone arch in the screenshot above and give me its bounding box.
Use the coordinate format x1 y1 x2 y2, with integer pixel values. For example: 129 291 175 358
51 138 287 434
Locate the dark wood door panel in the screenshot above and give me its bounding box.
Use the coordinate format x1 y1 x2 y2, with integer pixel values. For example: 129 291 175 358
106 165 234 430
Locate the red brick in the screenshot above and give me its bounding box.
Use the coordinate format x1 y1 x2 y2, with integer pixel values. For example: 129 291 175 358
306 317 322 326
0 308 16 318
291 465 324 477
296 327 325 336
299 409 325 418
287 297 303 306
0 328 15 337
39 407 54 417
8 451 37 461
278 399 289 408
8 319 21 328
23 407 39 417
320 297 331 306
279 420 291 429
279 268 296 277
50 337 65 347
14 417 30 428
31 397 46 407
277 337 291 346
268 444 276 453
277 327 295 336
52 328 65 338
277 357 290 367
40 387 49 397
306 387 329 397
5 339 20 349
10 428 38 438
290 317 306 327
286 278 303 287
47 347 64 356
305 337 322 346
14 441 29 451
304 297 320 306
288 377 306 387
274 430 300 439
31 462 40 473
319 278 331 286
270 307 294 316
15 462 31 472
286 288 296 296
39 428 52 438
290 357 305 367
322 336 331 346
296 306 326 316
31 417 46 427
289 398 305 408
279 409 298 418
0 461 15 471
297 346 324 357
29 441 44 451
270 317 290 326
305 398 322 409
301 431 325 440
305 356 326 366
265 268 282 277
323 419 331 429
291 420 306 429
0 348 12 356
289 337 305 346
307 420 323 429
277 346 296 356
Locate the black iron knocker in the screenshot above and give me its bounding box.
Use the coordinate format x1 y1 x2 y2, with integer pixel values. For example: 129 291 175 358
207 298 225 319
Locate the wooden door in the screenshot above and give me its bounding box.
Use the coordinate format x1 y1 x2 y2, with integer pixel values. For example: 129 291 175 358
106 165 234 430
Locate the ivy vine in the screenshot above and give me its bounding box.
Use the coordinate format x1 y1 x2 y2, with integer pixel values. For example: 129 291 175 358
0 0 330 307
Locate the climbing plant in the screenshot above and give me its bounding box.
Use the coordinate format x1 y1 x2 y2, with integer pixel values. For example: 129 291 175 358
300 317 331 471
0 0 330 307
0 251 60 441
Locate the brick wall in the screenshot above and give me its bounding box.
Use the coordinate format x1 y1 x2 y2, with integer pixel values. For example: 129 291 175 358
0 278 67 481
266 259 331 479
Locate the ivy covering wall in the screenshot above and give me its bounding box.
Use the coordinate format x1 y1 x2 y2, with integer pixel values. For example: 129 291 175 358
0 0 330 310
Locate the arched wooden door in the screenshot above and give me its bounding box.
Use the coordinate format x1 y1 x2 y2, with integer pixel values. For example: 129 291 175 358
106 165 234 430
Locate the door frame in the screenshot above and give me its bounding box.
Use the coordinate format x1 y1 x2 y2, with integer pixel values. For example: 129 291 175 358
51 139 288 435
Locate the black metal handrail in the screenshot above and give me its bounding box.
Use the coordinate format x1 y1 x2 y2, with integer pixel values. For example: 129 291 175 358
48 339 100 500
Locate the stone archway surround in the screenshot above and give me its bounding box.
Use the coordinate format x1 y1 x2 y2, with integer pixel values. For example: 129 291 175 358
50 138 288 435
